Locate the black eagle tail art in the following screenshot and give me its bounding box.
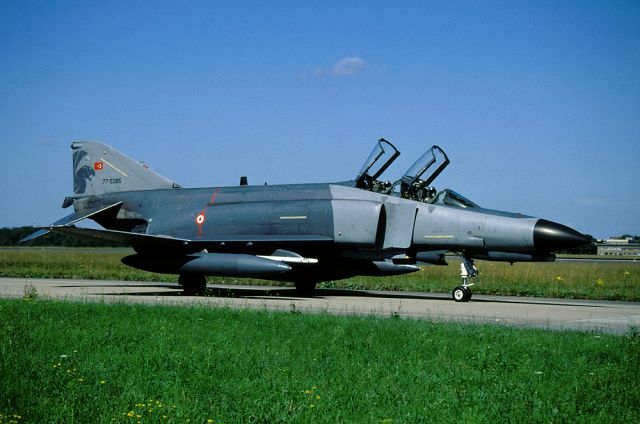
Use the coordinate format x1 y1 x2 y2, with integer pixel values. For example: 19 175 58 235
73 150 95 195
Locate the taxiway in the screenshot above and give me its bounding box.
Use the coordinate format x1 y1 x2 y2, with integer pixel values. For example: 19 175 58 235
1 277 638 334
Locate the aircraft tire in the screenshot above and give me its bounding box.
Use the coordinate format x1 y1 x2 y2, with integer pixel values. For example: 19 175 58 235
294 281 317 297
452 286 472 302
179 274 207 296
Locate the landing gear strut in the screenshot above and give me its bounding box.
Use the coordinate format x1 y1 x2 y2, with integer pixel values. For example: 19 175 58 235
294 281 317 297
179 274 207 296
452 256 477 302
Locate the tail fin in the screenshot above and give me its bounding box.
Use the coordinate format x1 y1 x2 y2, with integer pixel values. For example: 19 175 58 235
71 141 180 196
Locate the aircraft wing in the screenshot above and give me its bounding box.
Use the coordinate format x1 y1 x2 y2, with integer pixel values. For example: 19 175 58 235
19 202 124 243
40 225 332 250
43 225 189 249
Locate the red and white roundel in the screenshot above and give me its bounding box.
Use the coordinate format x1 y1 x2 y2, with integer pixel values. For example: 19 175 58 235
195 213 206 225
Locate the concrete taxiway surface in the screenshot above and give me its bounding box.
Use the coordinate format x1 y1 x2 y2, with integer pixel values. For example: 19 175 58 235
1 277 639 334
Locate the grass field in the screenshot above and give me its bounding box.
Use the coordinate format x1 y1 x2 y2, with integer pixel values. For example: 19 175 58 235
1 248 639 301
1 298 638 423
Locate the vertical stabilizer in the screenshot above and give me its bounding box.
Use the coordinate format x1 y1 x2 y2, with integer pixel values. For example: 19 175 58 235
71 141 180 196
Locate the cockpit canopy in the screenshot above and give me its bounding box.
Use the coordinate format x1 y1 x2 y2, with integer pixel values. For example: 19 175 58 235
355 138 479 208
390 144 449 202
355 138 400 192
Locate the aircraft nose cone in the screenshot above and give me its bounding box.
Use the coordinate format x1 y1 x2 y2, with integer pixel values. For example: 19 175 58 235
534 219 591 252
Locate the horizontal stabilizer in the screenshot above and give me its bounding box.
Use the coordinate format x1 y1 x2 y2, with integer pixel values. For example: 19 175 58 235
18 229 52 243
18 202 123 243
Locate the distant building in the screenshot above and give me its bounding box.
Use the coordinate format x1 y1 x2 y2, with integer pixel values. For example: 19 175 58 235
597 238 640 256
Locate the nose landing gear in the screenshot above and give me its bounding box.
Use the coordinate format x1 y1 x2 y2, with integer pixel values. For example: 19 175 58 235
452 256 477 302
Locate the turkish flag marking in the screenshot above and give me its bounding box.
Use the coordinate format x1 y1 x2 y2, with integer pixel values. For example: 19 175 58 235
94 162 104 171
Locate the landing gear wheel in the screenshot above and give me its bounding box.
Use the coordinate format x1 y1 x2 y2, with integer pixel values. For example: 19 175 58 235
179 274 207 296
452 285 472 302
294 281 317 297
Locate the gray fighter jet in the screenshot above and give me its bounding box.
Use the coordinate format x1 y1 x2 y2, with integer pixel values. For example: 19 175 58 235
21 139 590 301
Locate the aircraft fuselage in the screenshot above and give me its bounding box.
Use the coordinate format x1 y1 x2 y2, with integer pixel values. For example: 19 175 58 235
77 180 574 283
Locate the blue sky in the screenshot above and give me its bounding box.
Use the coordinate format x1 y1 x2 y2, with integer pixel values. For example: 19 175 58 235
1 1 638 239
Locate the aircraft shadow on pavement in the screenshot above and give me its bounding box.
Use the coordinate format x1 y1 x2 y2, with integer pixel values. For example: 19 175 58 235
203 287 448 302
68 283 445 301
63 282 598 307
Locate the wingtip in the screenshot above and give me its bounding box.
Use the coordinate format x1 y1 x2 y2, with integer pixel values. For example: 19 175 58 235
18 229 51 243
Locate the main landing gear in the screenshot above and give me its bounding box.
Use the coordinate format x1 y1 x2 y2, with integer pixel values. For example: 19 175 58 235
294 281 317 297
452 256 477 302
179 274 207 296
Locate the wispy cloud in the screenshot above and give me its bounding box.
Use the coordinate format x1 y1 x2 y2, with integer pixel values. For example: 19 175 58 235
304 56 366 79
330 56 365 76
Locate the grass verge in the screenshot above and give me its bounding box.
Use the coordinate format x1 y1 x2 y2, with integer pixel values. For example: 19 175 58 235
1 298 639 423
1 248 639 301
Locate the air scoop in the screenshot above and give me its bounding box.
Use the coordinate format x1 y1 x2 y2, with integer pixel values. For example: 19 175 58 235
534 219 591 252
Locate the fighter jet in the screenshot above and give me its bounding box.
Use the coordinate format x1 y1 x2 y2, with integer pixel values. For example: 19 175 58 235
21 139 590 301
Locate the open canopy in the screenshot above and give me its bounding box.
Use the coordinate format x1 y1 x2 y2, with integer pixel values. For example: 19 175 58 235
399 145 450 188
355 138 400 190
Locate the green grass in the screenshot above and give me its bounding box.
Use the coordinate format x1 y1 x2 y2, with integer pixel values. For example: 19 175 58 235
0 248 171 282
1 298 638 423
1 248 639 300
